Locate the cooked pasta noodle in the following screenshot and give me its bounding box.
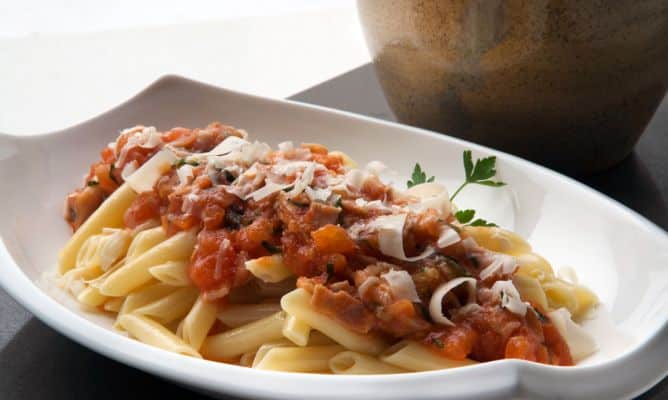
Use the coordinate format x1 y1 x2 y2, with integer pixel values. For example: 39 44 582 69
380 341 476 371
329 351 407 375
149 261 191 287
245 255 293 283
118 314 201 358
99 230 196 297
254 345 344 372
178 295 219 350
201 312 286 360
132 286 199 325
281 289 388 355
218 303 282 328
59 184 137 273
282 314 312 346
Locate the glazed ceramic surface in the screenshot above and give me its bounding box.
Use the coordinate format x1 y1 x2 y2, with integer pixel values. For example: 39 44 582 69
0 76 666 399
358 0 668 174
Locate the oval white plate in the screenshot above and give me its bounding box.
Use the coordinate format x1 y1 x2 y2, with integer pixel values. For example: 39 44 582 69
0 76 666 400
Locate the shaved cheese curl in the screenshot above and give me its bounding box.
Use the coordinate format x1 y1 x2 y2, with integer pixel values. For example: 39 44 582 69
371 214 435 262
381 269 421 303
429 277 477 326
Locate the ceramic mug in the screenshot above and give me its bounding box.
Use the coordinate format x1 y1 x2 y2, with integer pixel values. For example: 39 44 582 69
358 0 668 173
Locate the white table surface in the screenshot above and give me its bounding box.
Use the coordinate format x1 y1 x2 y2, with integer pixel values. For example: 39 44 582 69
0 0 370 135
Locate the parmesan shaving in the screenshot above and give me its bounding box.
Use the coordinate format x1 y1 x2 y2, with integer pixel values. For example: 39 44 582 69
344 169 367 191
208 136 249 155
139 127 162 148
176 165 194 186
491 280 527 316
381 269 421 303
437 225 460 248
479 253 517 280
365 161 387 176
124 149 178 193
370 214 435 262
278 141 294 152
247 182 290 201
288 162 316 198
429 277 477 326
548 308 597 361
405 182 452 216
121 161 138 180
305 187 332 203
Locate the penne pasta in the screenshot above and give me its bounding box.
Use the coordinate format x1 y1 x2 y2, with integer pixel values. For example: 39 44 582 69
380 341 476 372
462 226 532 256
59 184 137 273
179 294 219 351
244 255 293 283
512 273 549 311
282 314 311 346
218 303 282 328
307 331 336 346
201 311 286 360
329 351 408 375
239 352 256 367
76 285 108 307
254 345 344 372
103 297 125 313
99 230 196 297
280 289 388 355
132 286 199 325
149 261 191 287
126 226 167 261
114 282 177 329
118 314 201 358
251 339 293 368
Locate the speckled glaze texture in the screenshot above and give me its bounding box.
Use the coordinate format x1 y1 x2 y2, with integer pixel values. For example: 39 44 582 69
358 0 668 174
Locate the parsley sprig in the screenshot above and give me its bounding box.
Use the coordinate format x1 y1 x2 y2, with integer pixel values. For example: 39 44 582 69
454 209 498 227
406 163 434 188
406 150 506 227
450 150 505 201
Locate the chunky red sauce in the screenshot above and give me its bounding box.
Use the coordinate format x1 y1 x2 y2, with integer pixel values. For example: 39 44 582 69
65 123 574 366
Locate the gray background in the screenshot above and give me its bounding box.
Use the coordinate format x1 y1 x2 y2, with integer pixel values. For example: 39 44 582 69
1 64 666 399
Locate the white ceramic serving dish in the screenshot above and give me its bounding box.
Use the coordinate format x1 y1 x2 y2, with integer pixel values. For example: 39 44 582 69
0 76 666 400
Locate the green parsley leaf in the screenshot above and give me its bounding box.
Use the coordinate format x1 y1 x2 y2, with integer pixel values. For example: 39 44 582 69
406 163 435 188
469 218 498 227
261 241 282 254
430 337 444 349
86 180 99 187
326 261 335 276
463 150 474 180
174 158 199 168
450 151 505 201
454 209 475 224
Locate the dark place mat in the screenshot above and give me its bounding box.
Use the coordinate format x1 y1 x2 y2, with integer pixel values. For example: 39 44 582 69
1 64 666 399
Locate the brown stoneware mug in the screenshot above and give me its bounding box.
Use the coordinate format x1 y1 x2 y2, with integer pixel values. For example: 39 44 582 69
358 0 668 174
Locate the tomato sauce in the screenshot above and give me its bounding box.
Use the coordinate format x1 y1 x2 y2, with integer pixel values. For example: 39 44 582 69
65 123 576 366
